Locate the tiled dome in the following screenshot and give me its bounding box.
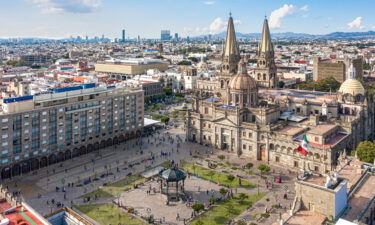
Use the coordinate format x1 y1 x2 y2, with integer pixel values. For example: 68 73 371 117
229 59 257 91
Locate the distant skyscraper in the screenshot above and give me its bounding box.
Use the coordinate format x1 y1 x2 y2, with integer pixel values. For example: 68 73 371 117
85 35 88 41
174 33 179 41
161 30 171 41
122 29 126 43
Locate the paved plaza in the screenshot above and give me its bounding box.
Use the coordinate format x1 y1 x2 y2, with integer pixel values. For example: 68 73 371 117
118 177 223 225
1 122 298 225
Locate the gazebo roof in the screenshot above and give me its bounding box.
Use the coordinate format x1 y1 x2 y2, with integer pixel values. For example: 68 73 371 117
159 167 187 182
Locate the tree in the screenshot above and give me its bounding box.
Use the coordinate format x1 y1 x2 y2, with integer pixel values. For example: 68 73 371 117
227 174 235 182
278 81 285 88
217 155 225 160
219 187 228 198
195 220 204 225
177 61 192 65
237 193 248 204
355 141 375 163
192 203 204 213
188 57 199 63
160 116 170 124
209 197 216 205
163 88 173 96
245 162 253 169
236 220 247 225
257 164 271 176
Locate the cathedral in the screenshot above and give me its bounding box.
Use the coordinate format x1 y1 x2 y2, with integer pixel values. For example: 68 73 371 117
187 15 375 173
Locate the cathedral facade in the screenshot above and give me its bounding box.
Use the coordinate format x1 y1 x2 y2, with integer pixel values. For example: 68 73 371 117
187 15 375 173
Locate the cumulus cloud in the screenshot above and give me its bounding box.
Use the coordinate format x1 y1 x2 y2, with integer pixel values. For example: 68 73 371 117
208 17 241 34
209 17 226 33
269 4 296 29
203 1 216 5
300 5 309 11
347 17 364 29
29 0 101 14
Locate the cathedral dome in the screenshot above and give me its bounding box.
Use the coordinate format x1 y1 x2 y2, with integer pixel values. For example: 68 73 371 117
229 59 257 91
338 64 365 96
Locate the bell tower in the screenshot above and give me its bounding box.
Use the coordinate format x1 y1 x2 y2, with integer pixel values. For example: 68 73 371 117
254 17 277 88
219 13 241 92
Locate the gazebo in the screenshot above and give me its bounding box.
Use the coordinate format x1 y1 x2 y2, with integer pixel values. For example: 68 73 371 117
158 167 187 202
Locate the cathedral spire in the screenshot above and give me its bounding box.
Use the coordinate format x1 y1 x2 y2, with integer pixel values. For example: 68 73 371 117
258 17 273 54
223 13 240 60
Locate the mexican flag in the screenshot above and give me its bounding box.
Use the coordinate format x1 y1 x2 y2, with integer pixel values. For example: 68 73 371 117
297 135 310 156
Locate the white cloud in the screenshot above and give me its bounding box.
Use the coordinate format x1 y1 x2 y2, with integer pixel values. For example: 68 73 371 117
347 17 364 29
209 17 226 34
183 17 241 36
203 1 215 5
300 5 309 11
29 0 101 14
269 4 296 29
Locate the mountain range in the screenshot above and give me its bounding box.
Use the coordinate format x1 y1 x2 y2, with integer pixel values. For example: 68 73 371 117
197 31 375 40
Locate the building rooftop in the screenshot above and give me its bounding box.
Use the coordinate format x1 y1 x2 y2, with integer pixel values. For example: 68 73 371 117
308 124 338 135
285 210 326 225
275 125 304 136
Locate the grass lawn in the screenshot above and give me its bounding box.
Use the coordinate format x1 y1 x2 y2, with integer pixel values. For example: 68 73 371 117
75 203 147 225
80 161 172 198
190 193 265 225
80 174 146 198
180 161 256 188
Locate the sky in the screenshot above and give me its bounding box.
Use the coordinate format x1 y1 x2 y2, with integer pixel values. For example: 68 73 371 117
0 0 375 39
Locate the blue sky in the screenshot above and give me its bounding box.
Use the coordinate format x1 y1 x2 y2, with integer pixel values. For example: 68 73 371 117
1 0 374 39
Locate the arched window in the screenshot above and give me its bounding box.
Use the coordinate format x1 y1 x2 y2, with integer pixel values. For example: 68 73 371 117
221 80 224 88
263 74 267 80
257 73 261 80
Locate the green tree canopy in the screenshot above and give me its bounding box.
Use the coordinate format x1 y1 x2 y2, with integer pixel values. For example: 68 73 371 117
297 77 341 92
355 141 375 163
192 203 204 212
161 116 170 124
177 61 192 65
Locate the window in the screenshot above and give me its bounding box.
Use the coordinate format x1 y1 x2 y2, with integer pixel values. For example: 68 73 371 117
2 134 8 139
243 132 246 136
2 142 8 147
294 161 298 168
243 144 246 149
314 166 319 172
204 107 208 114
275 156 280 162
2 118 8 123
315 137 319 142
248 132 252 138
248 145 252 151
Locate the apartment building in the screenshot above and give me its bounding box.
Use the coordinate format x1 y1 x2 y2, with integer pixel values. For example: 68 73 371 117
0 84 144 179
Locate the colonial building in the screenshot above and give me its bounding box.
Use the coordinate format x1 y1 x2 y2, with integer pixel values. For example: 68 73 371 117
186 15 374 174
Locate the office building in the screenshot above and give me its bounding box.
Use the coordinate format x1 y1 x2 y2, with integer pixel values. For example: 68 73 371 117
95 58 169 78
122 29 126 43
0 84 144 179
313 57 363 83
161 30 171 41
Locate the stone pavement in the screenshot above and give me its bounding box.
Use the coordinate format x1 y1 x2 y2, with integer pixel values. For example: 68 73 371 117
3 126 211 215
118 177 223 225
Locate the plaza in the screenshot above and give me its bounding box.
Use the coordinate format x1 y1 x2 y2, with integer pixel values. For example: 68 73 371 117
0 120 298 225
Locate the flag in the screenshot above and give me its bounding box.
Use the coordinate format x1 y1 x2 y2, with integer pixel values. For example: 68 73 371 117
297 135 310 156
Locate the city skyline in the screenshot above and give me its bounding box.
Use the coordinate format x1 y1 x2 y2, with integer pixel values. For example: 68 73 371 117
1 0 375 39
